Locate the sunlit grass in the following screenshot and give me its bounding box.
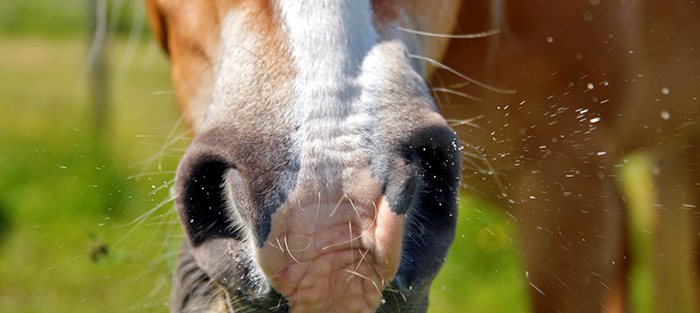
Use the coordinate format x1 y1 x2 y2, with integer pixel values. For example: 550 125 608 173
0 36 184 313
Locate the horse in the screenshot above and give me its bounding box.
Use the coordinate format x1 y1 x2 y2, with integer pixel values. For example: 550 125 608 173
145 0 700 312
439 1 700 312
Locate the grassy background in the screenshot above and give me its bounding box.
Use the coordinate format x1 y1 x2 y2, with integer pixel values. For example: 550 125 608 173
0 1 188 309
0 34 186 312
0 1 659 313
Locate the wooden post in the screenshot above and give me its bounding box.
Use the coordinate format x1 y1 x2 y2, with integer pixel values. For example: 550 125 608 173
86 0 109 137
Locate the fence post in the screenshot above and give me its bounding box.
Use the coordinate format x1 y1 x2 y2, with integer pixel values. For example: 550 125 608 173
86 0 109 137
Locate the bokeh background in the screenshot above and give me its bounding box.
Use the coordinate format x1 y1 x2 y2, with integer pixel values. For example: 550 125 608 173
0 1 660 312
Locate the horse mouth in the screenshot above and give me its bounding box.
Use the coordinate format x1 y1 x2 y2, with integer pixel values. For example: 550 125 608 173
173 125 461 313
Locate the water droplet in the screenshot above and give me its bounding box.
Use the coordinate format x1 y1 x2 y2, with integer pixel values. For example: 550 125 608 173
589 117 601 124
660 110 670 120
661 87 670 95
546 36 554 43
582 11 593 22
587 83 594 90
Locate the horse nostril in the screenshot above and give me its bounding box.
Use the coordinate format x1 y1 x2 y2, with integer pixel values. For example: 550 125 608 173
383 125 461 216
176 156 244 247
410 132 461 208
378 124 461 292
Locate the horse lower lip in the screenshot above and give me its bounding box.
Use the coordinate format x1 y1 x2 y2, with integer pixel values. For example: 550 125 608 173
267 248 387 313
254 197 404 313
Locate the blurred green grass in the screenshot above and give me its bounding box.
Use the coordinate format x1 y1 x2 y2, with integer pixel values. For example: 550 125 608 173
0 34 187 312
0 0 140 38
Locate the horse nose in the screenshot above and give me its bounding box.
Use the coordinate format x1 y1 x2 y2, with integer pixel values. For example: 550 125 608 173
172 108 462 311
174 114 462 247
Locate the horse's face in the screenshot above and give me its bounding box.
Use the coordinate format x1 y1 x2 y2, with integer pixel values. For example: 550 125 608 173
146 1 462 312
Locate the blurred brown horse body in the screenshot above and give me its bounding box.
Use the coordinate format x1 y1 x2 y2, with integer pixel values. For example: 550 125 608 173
147 0 700 312
439 1 700 312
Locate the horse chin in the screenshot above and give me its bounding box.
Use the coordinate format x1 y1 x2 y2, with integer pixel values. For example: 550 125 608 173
251 196 403 313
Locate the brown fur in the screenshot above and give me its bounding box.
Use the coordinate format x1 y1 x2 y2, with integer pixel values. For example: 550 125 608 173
438 1 700 312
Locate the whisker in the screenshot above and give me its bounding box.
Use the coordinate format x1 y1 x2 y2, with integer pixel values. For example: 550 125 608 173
114 194 175 229
131 129 191 176
344 268 384 301
349 221 354 256
322 202 377 251
398 26 500 39
369 278 383 298
459 141 506 194
112 198 174 247
370 200 378 231
127 171 176 180
284 236 301 264
348 197 361 218
151 125 191 172
448 80 473 90
409 54 516 94
312 192 321 234
353 248 370 273
428 75 446 112
433 87 482 102
144 220 180 226
446 116 486 132
270 294 288 311
273 237 285 252
368 257 390 297
461 155 487 174
148 177 176 195
286 239 313 253
383 286 404 312
344 268 371 281
328 194 347 218
223 289 236 313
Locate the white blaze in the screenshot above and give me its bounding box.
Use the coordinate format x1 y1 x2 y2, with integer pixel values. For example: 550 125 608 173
278 0 380 196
